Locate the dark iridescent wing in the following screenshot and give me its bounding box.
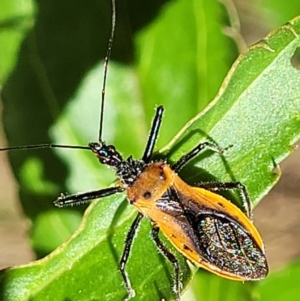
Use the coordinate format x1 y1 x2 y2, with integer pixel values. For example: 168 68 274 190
158 185 268 280
194 213 268 279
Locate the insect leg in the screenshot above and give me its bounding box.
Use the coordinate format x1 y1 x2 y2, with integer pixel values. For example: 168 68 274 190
197 181 252 219
151 226 181 301
142 106 164 163
54 186 124 207
172 141 224 172
119 212 144 300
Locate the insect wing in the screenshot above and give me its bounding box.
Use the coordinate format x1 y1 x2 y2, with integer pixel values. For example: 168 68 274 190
195 212 268 280
158 184 268 281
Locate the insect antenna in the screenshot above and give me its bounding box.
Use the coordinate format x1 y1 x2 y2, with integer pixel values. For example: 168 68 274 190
0 0 116 154
0 144 90 152
98 0 116 142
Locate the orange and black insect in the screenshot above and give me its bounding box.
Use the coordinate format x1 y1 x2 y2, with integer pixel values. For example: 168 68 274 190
54 103 268 300
1 0 268 300
55 2 268 300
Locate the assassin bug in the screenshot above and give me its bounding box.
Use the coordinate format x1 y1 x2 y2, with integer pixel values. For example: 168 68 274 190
54 104 268 300
52 0 268 299
0 0 268 300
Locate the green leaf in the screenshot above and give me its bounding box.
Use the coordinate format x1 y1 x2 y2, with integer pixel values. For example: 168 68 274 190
0 0 34 82
1 0 235 300
161 18 300 206
1 196 191 301
1 0 300 300
259 0 300 29
182 270 261 301
259 261 300 301
179 16 300 301
135 0 236 146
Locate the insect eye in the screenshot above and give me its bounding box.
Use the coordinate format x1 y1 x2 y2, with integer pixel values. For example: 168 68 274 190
143 191 152 199
100 150 108 157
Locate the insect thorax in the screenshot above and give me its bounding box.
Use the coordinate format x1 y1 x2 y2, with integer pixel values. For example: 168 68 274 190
116 157 146 187
126 161 174 205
